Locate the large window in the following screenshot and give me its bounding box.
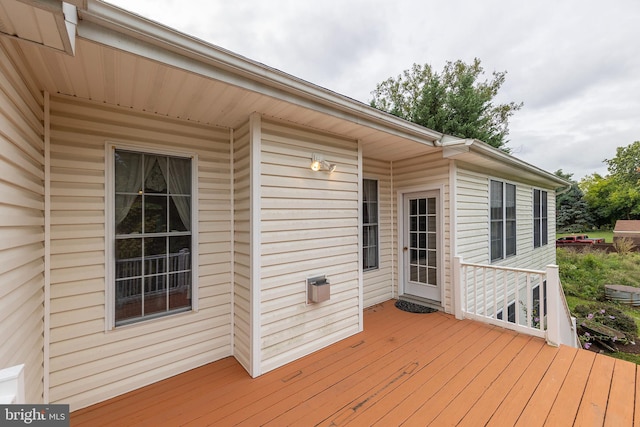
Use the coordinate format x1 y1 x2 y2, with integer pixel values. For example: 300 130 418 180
112 148 193 326
490 180 516 262
363 179 379 270
533 189 548 248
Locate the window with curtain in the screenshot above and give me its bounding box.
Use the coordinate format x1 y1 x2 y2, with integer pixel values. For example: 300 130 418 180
363 179 379 270
533 189 548 248
113 149 193 326
490 180 516 262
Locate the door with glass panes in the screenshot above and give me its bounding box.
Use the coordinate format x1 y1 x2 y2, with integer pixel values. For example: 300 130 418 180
403 191 440 301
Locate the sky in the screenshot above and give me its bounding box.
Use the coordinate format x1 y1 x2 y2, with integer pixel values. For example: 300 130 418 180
105 0 640 181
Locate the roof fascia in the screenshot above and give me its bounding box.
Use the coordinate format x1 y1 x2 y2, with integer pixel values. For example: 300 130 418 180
442 137 570 188
79 0 441 146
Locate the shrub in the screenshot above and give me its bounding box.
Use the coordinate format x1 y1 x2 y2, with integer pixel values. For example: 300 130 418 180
613 237 636 256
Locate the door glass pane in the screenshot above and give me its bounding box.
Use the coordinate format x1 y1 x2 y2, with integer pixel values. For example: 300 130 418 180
410 199 417 215
428 198 436 215
419 266 427 283
410 265 419 282
419 216 426 231
428 233 436 250
428 267 437 285
419 198 426 215
428 216 436 232
419 233 426 248
428 250 436 267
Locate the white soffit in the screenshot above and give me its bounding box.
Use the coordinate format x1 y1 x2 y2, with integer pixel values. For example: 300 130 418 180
0 0 77 54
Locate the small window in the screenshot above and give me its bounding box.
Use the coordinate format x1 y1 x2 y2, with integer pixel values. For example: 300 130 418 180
490 180 516 262
111 148 194 326
533 189 548 248
363 179 379 270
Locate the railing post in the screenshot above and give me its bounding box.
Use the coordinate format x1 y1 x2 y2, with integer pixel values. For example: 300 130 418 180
546 264 561 347
453 256 463 320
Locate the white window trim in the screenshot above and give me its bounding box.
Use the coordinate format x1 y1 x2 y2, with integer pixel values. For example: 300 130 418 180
363 178 380 272
105 141 199 331
489 178 517 263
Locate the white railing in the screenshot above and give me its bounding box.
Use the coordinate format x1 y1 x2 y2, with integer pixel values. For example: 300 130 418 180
0 364 24 404
453 256 578 348
115 250 191 305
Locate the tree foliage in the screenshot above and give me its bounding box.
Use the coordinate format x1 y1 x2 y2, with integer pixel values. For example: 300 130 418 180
580 141 640 227
370 58 522 150
555 169 593 232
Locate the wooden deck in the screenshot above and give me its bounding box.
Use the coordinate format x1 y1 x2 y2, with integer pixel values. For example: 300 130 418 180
71 300 639 426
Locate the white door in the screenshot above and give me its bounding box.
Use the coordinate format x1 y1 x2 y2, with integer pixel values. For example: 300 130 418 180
403 191 440 301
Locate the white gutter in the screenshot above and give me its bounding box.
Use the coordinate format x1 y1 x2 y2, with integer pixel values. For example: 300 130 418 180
79 1 442 146
441 137 570 188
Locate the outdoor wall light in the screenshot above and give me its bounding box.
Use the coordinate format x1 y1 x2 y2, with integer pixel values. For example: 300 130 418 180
310 153 337 173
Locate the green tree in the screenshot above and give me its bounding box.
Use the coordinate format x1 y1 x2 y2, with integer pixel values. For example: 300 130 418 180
580 141 640 227
555 169 593 232
370 58 522 150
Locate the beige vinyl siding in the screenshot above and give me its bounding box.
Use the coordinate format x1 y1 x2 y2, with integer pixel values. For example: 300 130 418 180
455 168 491 263
232 121 251 372
259 120 360 373
363 158 394 307
48 96 233 410
456 164 558 270
0 40 45 404
392 152 452 311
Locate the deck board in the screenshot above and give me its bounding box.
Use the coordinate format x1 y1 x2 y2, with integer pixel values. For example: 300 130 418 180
544 349 596 426
71 300 639 426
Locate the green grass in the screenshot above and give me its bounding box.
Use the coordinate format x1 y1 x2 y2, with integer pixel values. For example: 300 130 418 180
558 230 614 243
558 249 640 300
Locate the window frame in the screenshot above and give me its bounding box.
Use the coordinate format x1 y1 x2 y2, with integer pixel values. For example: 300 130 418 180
105 141 199 330
490 179 517 262
362 178 379 271
533 189 548 248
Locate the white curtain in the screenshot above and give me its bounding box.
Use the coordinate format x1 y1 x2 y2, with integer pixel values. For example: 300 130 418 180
115 151 143 227
115 152 191 231
158 156 191 230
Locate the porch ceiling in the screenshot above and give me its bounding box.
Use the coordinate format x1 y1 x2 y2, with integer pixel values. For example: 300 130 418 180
1 0 441 162
71 299 638 425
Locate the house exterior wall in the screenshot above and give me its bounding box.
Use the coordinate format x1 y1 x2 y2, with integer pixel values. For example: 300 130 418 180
362 158 394 307
0 40 45 404
258 120 361 373
392 153 452 311
48 96 233 410
455 163 557 270
232 121 252 373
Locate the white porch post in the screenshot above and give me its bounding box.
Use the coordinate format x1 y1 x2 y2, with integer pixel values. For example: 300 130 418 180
546 264 561 347
453 256 464 320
